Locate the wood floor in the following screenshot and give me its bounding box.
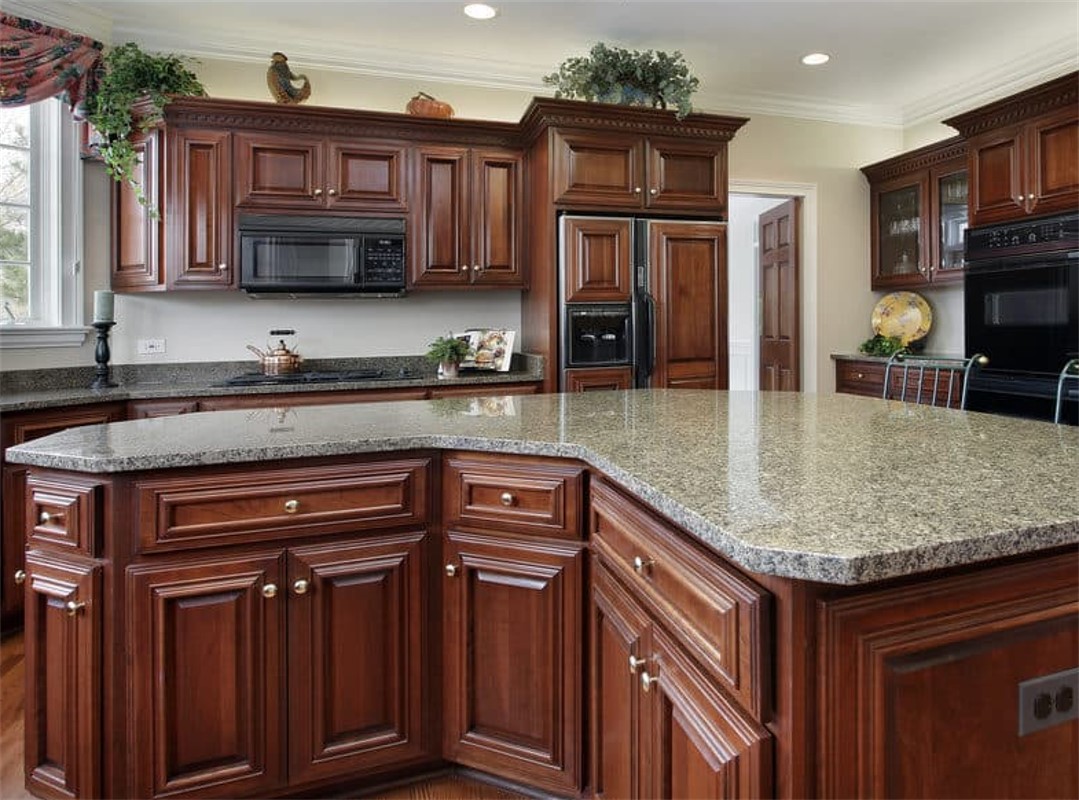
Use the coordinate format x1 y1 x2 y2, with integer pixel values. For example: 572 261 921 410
0 631 524 800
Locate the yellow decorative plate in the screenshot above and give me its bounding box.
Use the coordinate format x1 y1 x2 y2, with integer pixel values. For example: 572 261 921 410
871 291 932 345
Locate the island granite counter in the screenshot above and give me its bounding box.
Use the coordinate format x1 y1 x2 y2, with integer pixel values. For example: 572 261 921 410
7 390 1078 799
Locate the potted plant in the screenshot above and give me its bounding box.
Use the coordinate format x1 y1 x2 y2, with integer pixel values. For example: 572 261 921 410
543 43 700 119
426 335 472 380
84 42 205 209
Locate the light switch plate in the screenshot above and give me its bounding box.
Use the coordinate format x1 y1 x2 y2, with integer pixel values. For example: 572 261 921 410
1018 667 1078 736
137 338 166 355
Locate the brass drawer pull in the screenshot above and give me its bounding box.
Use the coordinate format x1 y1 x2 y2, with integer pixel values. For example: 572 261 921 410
13 570 26 585
293 578 310 595
629 655 647 674
65 600 86 617
633 555 654 575
261 583 278 599
641 670 659 692
284 499 299 514
499 491 515 507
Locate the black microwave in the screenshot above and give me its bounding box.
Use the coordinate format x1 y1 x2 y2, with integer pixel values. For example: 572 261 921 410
239 214 407 295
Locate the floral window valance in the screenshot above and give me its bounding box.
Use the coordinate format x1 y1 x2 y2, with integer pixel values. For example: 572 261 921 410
0 13 103 115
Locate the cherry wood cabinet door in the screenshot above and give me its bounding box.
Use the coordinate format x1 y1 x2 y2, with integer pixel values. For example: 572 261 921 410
127 553 285 799
927 157 968 284
590 562 652 800
552 129 645 209
869 173 931 289
562 216 632 302
412 147 471 286
286 533 432 785
111 129 162 290
471 149 523 286
647 221 728 389
647 626 773 800
22 552 101 800
234 131 323 209
967 124 1027 226
166 128 233 288
443 529 584 796
327 142 408 211
646 138 726 213
1027 106 1079 218
564 366 634 392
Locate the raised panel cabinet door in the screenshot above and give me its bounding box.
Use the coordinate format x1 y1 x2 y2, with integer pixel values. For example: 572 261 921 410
645 138 726 213
870 174 931 289
286 532 432 785
564 367 634 392
166 128 233 288
590 561 652 800
967 125 1026 226
471 149 524 286
928 159 968 283
411 147 470 285
111 129 162 290
562 216 632 302
647 221 728 389
127 553 285 799
443 529 585 796
1026 107 1079 218
648 627 773 800
327 142 408 211
234 131 323 208
22 552 102 800
552 129 645 208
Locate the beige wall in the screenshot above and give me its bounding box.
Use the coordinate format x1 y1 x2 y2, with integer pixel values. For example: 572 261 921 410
4 56 920 391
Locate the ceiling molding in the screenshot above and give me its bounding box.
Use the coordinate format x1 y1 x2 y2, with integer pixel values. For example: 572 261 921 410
695 89 903 129
902 36 1078 128
6 0 113 43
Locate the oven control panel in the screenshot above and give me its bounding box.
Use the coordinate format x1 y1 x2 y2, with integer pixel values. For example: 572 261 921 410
967 213 1078 260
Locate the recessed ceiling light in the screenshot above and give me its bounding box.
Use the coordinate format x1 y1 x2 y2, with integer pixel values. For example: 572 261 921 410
801 52 831 66
464 3 497 19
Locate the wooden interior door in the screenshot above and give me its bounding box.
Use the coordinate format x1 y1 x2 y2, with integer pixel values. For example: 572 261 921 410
443 529 584 795
647 221 728 389
759 199 800 391
286 533 432 785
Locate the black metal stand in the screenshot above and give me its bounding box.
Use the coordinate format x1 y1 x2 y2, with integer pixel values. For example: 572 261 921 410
91 321 117 389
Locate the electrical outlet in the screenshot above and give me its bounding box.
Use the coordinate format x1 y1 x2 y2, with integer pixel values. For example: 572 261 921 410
1018 667 1079 736
136 338 166 355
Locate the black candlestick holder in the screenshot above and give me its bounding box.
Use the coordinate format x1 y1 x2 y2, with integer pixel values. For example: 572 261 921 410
91 321 117 389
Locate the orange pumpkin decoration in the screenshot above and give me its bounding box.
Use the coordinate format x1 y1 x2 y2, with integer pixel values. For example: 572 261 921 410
407 92 454 119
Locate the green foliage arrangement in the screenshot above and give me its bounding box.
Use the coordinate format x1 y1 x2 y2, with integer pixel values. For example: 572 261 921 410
85 42 205 209
543 43 700 120
858 334 907 357
426 335 472 365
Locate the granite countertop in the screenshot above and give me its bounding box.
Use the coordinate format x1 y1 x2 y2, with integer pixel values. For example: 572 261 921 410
0 355 543 412
8 389 1078 586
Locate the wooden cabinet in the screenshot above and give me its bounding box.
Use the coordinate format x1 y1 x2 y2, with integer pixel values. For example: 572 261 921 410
127 398 200 418
561 216 633 302
833 357 886 398
411 146 523 287
1 404 125 629
234 132 408 212
945 72 1078 226
111 129 163 290
564 366 634 392
441 453 586 795
834 356 967 406
861 137 968 290
166 128 233 288
552 129 728 214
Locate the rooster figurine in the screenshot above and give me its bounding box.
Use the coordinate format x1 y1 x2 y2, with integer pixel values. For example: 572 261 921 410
266 52 311 104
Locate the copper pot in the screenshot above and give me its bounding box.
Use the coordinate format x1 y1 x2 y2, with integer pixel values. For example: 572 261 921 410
246 339 303 375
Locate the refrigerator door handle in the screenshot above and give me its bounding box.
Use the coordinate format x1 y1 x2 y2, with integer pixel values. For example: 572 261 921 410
640 292 656 382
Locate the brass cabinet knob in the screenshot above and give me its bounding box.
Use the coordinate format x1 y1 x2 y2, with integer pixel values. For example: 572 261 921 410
499 491 515 507
313 188 324 197
261 583 278 599
634 186 642 194
649 187 658 196
216 263 227 272
39 511 58 524
327 188 337 197
629 655 647 674
855 372 864 379
293 578 310 595
1027 193 1035 201
472 264 481 272
445 564 457 577
13 570 26 585
1015 195 1024 203
461 264 469 272
284 499 299 514
640 670 659 692
65 600 86 617
633 555 654 575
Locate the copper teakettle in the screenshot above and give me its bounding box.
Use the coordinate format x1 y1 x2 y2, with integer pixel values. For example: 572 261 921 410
247 329 303 375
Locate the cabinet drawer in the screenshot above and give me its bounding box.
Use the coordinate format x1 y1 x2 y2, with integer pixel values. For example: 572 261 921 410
137 458 430 552
590 478 770 720
444 453 584 539
834 359 885 397
26 473 103 555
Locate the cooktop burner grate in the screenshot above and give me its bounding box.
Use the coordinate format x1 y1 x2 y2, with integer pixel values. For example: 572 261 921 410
217 369 391 387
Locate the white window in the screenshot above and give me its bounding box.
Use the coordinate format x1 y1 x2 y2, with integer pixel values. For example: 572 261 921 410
0 98 86 348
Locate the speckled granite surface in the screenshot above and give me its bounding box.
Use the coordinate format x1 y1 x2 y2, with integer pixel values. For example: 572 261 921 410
0 354 543 412
8 389 1077 585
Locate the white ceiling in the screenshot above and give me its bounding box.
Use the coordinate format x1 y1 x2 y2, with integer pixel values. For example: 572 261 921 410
13 0 1079 127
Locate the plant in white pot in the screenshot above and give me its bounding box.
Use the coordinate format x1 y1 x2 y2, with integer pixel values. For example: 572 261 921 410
426 335 472 380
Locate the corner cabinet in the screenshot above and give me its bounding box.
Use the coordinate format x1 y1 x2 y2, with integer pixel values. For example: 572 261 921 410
861 137 968 290
944 71 1078 227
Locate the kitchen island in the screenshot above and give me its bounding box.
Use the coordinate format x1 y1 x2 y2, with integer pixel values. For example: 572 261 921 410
7 390 1078 799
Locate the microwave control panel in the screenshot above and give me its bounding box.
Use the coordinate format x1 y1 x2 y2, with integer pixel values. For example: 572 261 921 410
361 235 406 288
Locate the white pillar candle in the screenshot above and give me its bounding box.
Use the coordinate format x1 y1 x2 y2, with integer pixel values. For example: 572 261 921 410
93 290 114 323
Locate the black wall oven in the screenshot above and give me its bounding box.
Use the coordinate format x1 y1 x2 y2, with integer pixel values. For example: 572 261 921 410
964 212 1078 423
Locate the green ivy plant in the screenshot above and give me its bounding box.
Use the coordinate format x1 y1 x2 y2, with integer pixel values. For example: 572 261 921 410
85 42 205 210
858 334 908 357
543 43 700 119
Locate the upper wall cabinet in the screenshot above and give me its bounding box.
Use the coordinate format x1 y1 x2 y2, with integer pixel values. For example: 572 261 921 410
944 72 1078 227
861 137 968 290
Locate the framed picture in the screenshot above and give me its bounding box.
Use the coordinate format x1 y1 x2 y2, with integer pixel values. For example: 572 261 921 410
458 329 515 372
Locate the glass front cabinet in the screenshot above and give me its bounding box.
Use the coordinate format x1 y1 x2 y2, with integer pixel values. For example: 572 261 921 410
862 137 968 290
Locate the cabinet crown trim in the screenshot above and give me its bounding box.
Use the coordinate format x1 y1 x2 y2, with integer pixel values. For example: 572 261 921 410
860 136 967 181
943 70 1078 137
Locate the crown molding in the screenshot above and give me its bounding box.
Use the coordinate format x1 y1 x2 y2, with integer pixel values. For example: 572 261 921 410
694 89 903 129
5 0 112 43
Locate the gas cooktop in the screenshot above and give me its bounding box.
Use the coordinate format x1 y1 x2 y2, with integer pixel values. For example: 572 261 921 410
216 368 410 387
